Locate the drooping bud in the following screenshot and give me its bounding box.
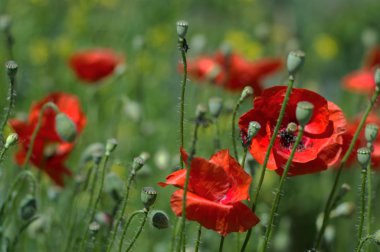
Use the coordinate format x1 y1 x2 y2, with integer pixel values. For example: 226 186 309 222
149 210 169 229
141 187 157 209
19 195 37 221
375 68 380 88
365 123 379 144
287 50 305 77
240 86 254 102
5 60 18 78
55 113 77 142
247 121 261 141
105 138 118 156
208 97 223 118
296 101 314 126
176 20 188 39
357 147 371 167
4 133 18 148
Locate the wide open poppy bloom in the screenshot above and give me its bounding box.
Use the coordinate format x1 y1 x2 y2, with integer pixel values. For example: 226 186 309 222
159 149 259 236
342 46 380 94
10 93 87 186
239 86 348 176
69 48 123 83
186 51 282 94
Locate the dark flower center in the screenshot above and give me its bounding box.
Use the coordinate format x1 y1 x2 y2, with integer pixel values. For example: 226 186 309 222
278 123 305 151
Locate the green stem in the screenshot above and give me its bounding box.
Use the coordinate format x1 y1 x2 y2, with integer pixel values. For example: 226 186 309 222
314 88 380 250
194 224 202 252
0 69 16 144
22 102 59 169
231 98 242 160
179 38 187 166
0 147 8 163
241 77 295 252
356 236 374 252
241 148 248 170
118 209 145 252
356 165 368 250
125 210 148 252
214 119 221 151
261 126 304 252
366 162 372 252
219 236 225 252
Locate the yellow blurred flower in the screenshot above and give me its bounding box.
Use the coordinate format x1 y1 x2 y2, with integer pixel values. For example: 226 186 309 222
28 39 49 65
146 24 172 50
224 30 262 60
313 34 339 60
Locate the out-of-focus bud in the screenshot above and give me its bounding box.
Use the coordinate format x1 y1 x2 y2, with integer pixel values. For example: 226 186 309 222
149 210 169 229
4 133 18 148
287 50 305 77
357 147 371 167
208 97 223 118
105 138 118 156
176 20 188 39
195 104 207 121
330 202 355 218
296 101 314 126
92 152 103 165
365 123 379 144
240 86 254 102
19 195 37 221
132 156 145 172
0 15 11 31
141 187 157 209
247 121 261 142
5 60 18 78
80 143 105 165
374 68 380 88
55 113 77 142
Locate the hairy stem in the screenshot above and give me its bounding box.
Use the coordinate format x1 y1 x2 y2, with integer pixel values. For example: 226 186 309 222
125 210 148 252
118 209 145 252
356 165 368 250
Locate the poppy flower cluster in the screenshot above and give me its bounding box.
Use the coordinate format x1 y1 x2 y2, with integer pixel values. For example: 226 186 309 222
239 86 349 176
10 93 87 186
186 51 282 94
69 48 123 83
159 149 259 236
342 46 380 94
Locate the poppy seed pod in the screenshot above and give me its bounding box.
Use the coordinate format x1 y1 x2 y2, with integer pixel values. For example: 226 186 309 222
176 20 188 39
296 101 314 126
19 195 37 221
55 113 77 142
141 187 157 209
357 147 371 167
208 97 223 118
105 138 118 156
132 156 145 172
287 50 305 76
4 133 18 149
247 121 261 141
240 86 254 102
375 68 380 88
5 60 18 77
365 123 379 144
149 210 169 229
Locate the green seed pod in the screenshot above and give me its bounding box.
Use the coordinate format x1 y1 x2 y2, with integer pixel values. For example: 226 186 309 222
296 101 314 126
149 210 169 229
19 195 37 221
4 133 18 148
141 187 157 209
357 147 371 167
208 97 223 118
247 121 261 141
55 113 77 142
240 86 254 102
365 123 379 144
286 122 298 133
105 138 118 156
5 60 18 77
287 50 305 76
176 20 188 38
375 68 380 88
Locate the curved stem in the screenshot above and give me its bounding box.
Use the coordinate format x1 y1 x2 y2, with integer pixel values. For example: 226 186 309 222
219 236 225 252
118 210 145 252
179 38 187 166
0 69 16 144
241 77 295 252
314 88 380 249
356 236 374 252
194 224 202 252
125 210 148 252
356 165 368 250
261 126 304 252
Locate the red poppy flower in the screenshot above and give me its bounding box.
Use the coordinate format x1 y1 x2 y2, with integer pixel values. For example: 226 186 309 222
342 46 380 94
69 49 123 83
239 86 348 176
186 52 282 94
9 93 87 186
159 149 259 236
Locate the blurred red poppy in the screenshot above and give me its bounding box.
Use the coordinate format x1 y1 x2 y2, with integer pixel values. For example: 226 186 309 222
342 46 380 94
186 52 282 94
159 149 259 236
239 86 348 176
69 49 123 83
10 93 87 186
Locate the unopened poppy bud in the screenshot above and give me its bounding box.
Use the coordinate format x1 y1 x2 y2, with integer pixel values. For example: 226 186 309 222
357 147 371 167
287 50 305 76
240 86 254 102
141 187 157 209
375 68 380 88
132 156 145 172
149 210 169 229
286 122 298 133
4 133 18 148
248 121 261 141
5 60 18 77
176 20 188 39
195 104 207 120
365 123 379 144
105 138 118 156
19 195 37 221
296 101 314 126
55 113 77 142
208 97 223 118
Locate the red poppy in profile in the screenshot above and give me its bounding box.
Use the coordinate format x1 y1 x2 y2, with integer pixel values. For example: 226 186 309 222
342 46 380 94
10 93 87 186
186 51 282 94
69 48 123 83
239 86 348 176
159 149 259 236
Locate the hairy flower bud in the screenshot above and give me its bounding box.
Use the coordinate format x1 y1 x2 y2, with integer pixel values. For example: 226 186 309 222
247 121 261 141
55 113 77 142
176 20 188 39
149 210 169 229
240 86 254 102
4 133 18 148
141 187 157 209
132 156 145 172
296 101 314 126
365 123 379 144
357 147 371 167
287 50 305 76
